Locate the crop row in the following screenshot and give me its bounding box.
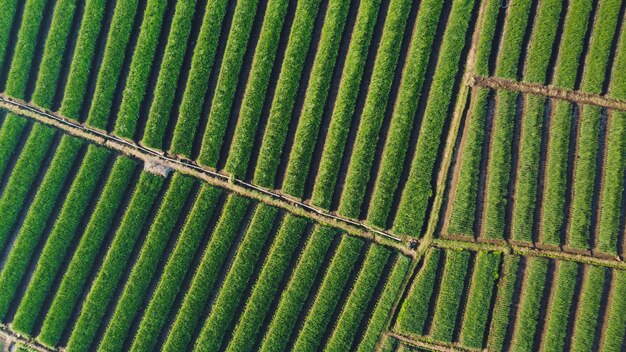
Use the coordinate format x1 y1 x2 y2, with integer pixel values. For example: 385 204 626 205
0 114 28 181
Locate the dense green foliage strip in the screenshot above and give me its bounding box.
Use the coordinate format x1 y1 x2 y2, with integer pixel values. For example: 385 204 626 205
472 0 499 76
292 236 364 351
509 257 549 352
5 0 51 99
0 0 20 76
162 195 250 352
197 0 260 167
356 254 410 352
396 248 441 335
225 215 309 352
59 0 108 120
493 0 532 80
309 0 381 209
487 255 520 351
252 0 322 187
169 0 229 157
522 0 562 83
459 251 501 348
601 270 626 351
193 204 279 350
98 174 195 352
0 136 83 322
142 0 198 149
542 261 578 352
393 0 475 236
367 0 445 227
114 0 168 138
324 244 390 351
65 173 164 352
570 265 607 352
129 185 222 352
280 0 351 197
223 0 290 177
0 114 28 182
447 88 489 236
0 123 55 252
31 0 79 108
11 145 110 335
258 226 336 352
36 157 136 347
85 0 140 129
336 0 411 217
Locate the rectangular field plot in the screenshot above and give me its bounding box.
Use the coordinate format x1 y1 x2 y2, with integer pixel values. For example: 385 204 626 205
475 0 626 96
442 87 626 258
394 247 626 352
0 111 410 352
0 0 481 238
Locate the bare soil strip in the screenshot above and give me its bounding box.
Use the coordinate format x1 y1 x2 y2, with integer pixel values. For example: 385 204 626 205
473 76 626 111
0 96 409 255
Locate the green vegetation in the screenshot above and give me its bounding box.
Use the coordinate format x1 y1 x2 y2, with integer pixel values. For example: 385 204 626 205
487 255 520 351
601 270 626 352
472 0 500 76
0 0 20 75
571 266 607 352
522 0 562 83
493 0 532 80
510 257 548 352
542 261 578 352
0 114 28 181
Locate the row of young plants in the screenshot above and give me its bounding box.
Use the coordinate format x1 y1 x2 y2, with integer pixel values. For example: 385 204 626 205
11 145 110 335
0 114 28 181
0 0 21 76
280 0 352 198
541 261 579 352
37 156 138 347
0 135 84 322
65 172 165 352
570 266 608 351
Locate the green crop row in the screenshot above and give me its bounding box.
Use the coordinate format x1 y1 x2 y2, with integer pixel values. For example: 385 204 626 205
12 145 110 335
597 111 625 254
336 0 411 218
324 245 390 351
258 225 336 352
511 95 546 243
280 0 351 198
197 0 260 168
194 204 279 349
509 257 548 352
601 270 626 351
609 22 626 98
522 0 562 83
540 100 573 246
568 106 601 249
0 114 28 181
447 88 490 236
542 261 578 352
59 0 108 120
472 0 499 76
114 0 168 138
5 0 50 99
486 255 520 351
225 215 309 352
142 0 197 149
0 0 20 76
37 157 137 347
430 250 470 342
251 0 322 188
571 265 607 351
367 0 445 228
579 0 622 94
292 236 363 351
483 90 517 240
169 0 229 157
552 0 593 89
356 254 410 352
223 0 290 178
393 0 475 237
65 172 164 352
129 185 221 352
98 174 195 352
493 0 532 80
396 248 441 335
85 0 140 129
31 0 79 108
0 136 83 322
162 195 250 352
459 251 501 349
309 0 381 209
0 123 55 252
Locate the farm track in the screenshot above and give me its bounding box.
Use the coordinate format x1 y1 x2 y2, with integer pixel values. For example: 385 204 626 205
0 95 408 251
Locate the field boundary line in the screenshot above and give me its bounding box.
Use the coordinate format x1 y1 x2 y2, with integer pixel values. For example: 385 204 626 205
473 76 626 111
388 332 477 352
0 96 414 256
0 325 54 352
